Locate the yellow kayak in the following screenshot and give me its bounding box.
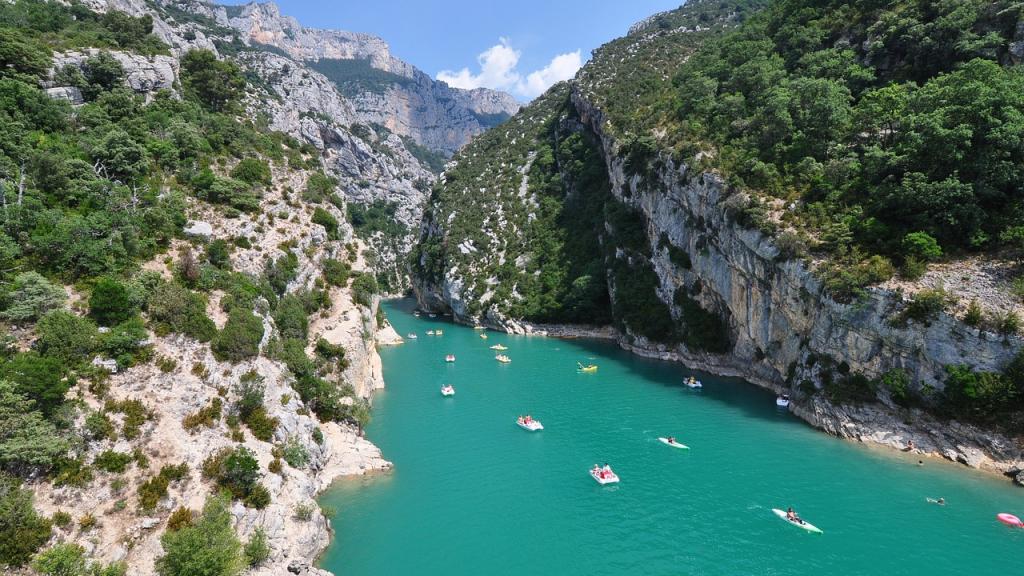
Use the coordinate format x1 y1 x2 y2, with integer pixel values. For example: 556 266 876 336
578 363 598 373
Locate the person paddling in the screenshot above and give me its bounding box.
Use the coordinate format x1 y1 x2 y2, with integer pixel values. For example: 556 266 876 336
786 507 803 524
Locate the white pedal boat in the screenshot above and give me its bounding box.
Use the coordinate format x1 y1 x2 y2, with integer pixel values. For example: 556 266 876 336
590 466 619 485
516 417 543 431
440 385 455 397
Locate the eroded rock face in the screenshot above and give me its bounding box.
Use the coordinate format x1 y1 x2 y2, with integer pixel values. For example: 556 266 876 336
48 49 179 98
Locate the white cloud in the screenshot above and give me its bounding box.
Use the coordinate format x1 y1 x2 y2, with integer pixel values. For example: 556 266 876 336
437 39 583 100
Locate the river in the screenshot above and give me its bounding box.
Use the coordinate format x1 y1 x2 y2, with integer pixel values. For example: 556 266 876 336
318 299 1023 575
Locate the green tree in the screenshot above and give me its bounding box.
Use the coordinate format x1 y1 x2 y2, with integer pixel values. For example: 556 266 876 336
272 294 308 340
0 352 68 418
92 128 148 182
156 493 244 576
1 272 65 325
89 277 135 326
180 50 246 112
0 28 49 80
243 528 270 567
0 381 67 474
0 474 52 567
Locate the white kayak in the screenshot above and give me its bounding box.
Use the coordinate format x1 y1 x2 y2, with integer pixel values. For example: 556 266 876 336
658 437 689 449
517 418 543 431
772 509 822 533
590 468 620 485
685 377 703 389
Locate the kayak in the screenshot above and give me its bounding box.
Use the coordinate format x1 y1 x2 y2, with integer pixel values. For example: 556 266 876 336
776 395 790 407
771 509 823 533
658 437 689 449
997 513 1023 528
489 344 508 351
440 385 455 397
480 333 488 339
578 364 598 373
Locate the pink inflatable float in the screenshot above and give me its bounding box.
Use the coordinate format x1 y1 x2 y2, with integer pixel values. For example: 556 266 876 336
996 513 1023 528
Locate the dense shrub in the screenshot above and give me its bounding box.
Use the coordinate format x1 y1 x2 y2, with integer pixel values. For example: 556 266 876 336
303 173 337 203
312 208 340 240
211 309 264 363
0 272 65 324
35 310 98 366
156 493 244 576
182 398 222 432
201 447 264 506
321 258 351 287
272 294 308 340
1 352 68 418
0 475 52 567
350 273 378 307
281 436 309 469
93 450 133 474
147 282 216 342
89 277 135 326
229 158 271 186
244 527 270 567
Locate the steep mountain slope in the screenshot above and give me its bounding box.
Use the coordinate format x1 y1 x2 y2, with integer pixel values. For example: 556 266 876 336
0 1 436 574
413 0 1024 475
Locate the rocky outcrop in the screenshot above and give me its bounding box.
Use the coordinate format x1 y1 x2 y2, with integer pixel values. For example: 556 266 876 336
47 49 179 99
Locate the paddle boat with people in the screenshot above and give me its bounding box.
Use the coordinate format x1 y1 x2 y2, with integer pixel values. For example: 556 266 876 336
772 508 822 533
426 330 436 336
516 415 543 431
685 376 703 389
776 394 790 408
445 354 456 363
658 436 689 449
495 354 511 363
406 333 417 340
590 464 619 485
489 344 508 351
473 325 486 331
435 329 444 336
577 362 598 373
480 333 488 340
440 384 455 397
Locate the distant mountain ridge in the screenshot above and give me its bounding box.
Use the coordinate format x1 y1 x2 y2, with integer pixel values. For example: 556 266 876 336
223 1 521 155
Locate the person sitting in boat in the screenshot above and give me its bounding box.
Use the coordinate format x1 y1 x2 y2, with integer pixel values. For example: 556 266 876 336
786 507 802 523
667 436 676 444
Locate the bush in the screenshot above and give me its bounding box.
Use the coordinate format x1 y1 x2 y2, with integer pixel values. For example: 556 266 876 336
244 528 270 567
897 288 949 325
230 158 271 186
147 283 216 342
202 446 262 504
89 277 135 326
31 543 87 576
156 493 244 576
322 258 351 287
902 232 942 262
1 272 65 324
166 507 193 532
293 502 314 521
104 398 151 440
880 369 912 407
35 310 99 366
206 239 231 269
93 450 133 474
273 295 308 340
303 173 337 203
351 274 378 307
281 436 309 469
900 256 927 280
85 411 117 441
964 300 984 326
312 208 339 240
211 309 264 363
264 252 298 296
182 398 223 432
0 475 52 567
138 464 189 512
242 483 270 509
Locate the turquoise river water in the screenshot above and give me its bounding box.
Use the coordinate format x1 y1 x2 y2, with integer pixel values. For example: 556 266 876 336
319 299 1023 575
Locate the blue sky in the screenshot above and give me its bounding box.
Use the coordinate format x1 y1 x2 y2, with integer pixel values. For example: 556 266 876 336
223 0 685 99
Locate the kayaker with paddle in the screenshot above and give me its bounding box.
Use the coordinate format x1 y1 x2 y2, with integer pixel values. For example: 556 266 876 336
667 436 676 444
